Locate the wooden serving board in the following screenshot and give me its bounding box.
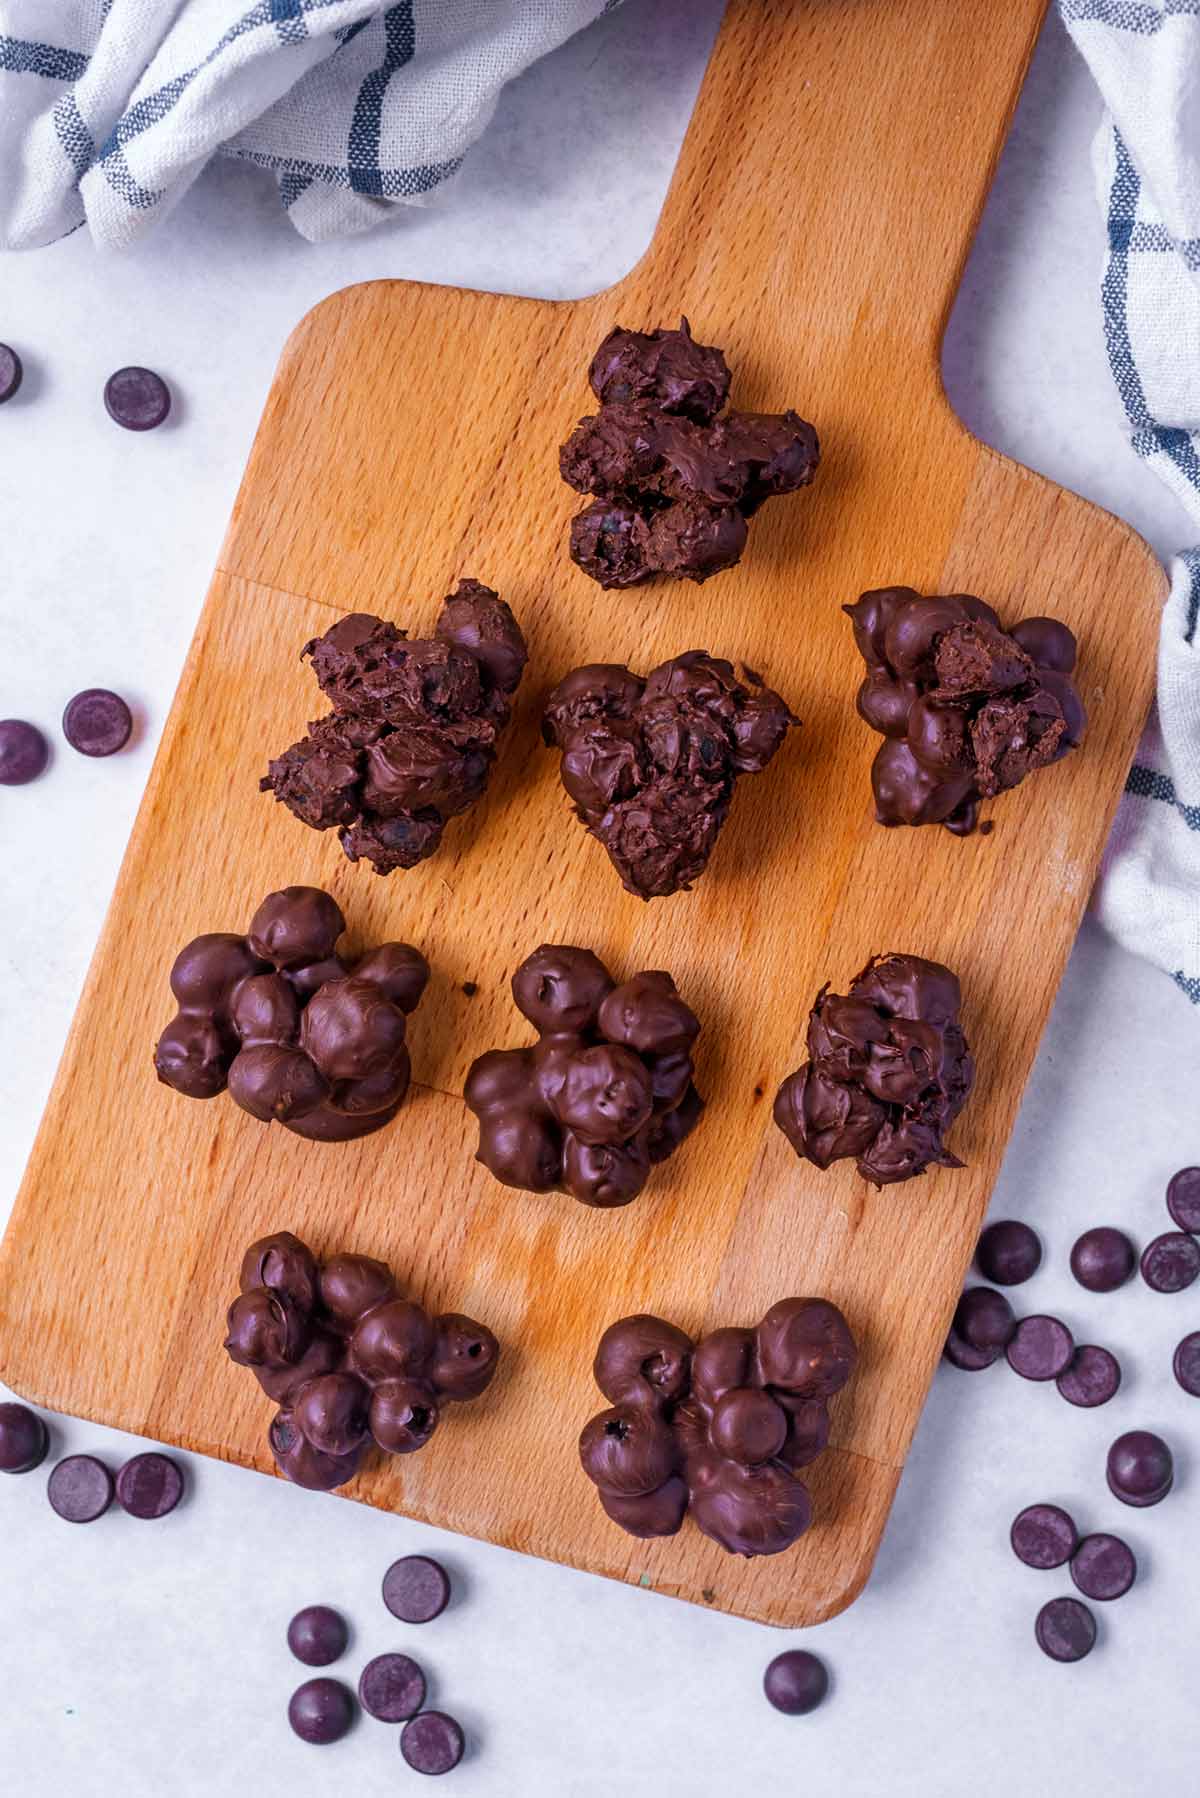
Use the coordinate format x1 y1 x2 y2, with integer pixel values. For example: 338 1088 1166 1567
0 0 1165 1626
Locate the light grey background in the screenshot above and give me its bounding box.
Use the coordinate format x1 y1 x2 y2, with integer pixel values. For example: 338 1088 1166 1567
1 5 1197 1795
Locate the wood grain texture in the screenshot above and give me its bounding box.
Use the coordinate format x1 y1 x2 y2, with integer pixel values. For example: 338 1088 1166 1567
0 0 1166 1625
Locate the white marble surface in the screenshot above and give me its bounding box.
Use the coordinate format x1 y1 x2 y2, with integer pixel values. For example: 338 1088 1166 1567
1 7 1198 1796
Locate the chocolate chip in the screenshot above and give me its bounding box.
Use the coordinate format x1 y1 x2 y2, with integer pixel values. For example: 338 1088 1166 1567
1056 1345 1121 1409
400 1710 465 1775
287 1677 356 1744
1107 1430 1173 1508
943 1328 1001 1371
1069 1227 1136 1293
287 1606 348 1667
358 1652 426 1723
1070 1534 1136 1602
47 1454 114 1523
115 1452 184 1518
1011 1503 1077 1570
104 365 171 431
62 688 133 758
0 719 49 785
977 1220 1042 1286
0 342 23 404
1140 1231 1200 1294
1173 1331 1200 1397
1165 1166 1200 1233
954 1286 1016 1351
763 1649 829 1714
1006 1315 1074 1382
382 1554 451 1624
0 1402 49 1474
1035 1596 1096 1663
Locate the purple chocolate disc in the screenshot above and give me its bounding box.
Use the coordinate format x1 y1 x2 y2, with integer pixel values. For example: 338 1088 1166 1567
288 1677 355 1745
1006 1315 1074 1382
763 1649 829 1715
977 1220 1042 1287
47 1454 114 1523
943 1326 1001 1371
1173 1331 1200 1398
1010 1503 1077 1570
1107 1429 1173 1508
0 1402 49 1474
401 1710 465 1776
1140 1231 1200 1294
1070 1534 1136 1603
1035 1596 1096 1663
288 1605 348 1667
1069 1227 1136 1293
358 1652 426 1723
104 365 171 432
62 688 133 758
115 1452 184 1518
0 719 49 786
382 1554 451 1624
954 1286 1016 1351
1056 1345 1121 1409
1166 1166 1200 1233
0 342 22 404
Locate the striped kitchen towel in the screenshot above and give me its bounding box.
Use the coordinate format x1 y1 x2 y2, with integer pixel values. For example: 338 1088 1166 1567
1062 1 1200 1005
0 1 620 249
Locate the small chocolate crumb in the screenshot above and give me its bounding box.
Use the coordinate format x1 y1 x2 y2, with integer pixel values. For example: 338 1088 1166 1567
462 981 478 997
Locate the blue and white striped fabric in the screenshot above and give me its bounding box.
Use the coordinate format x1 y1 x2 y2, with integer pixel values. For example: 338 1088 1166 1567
1062 0 1200 1005
0 1 619 248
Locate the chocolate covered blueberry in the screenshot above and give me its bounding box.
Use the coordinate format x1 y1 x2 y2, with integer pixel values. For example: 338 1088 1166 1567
464 945 704 1206
561 319 818 587
845 588 1085 834
226 1231 499 1493
580 1297 856 1557
262 580 527 874
773 953 974 1186
153 886 428 1142
543 651 796 899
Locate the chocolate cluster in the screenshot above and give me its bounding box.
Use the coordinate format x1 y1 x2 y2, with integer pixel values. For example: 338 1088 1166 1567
542 652 796 899
580 1299 857 1557
154 886 428 1143
559 319 819 587
773 953 974 1187
845 588 1085 834
225 1233 499 1491
464 945 704 1207
262 579 528 874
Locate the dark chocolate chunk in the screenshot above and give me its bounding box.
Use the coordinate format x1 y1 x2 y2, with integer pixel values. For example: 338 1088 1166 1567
62 688 133 757
976 1219 1042 1287
1069 1227 1136 1293
763 1649 829 1714
400 1710 465 1775
774 952 974 1187
382 1555 451 1624
1173 1331 1200 1397
288 1677 356 1745
0 342 22 404
1006 1316 1074 1382
1107 1430 1173 1508
287 1605 349 1667
1140 1231 1200 1294
0 719 49 785
845 588 1085 834
954 1286 1016 1350
358 1652 426 1723
115 1451 184 1518
47 1454 114 1523
0 1402 49 1474
1035 1596 1096 1663
542 651 796 899
1070 1534 1136 1602
1056 1345 1121 1409
1011 1503 1077 1570
465 946 703 1205
104 365 171 431
1165 1166 1200 1233
943 1327 1001 1372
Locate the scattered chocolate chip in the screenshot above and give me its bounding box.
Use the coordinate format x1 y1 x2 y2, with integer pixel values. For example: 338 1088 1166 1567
1173 1331 1200 1397
1107 1430 1173 1508
0 1402 49 1474
1070 1534 1136 1603
1056 1344 1121 1409
1165 1166 1200 1233
1006 1316 1074 1382
1035 1596 1096 1663
763 1649 829 1714
943 1327 1001 1371
104 365 171 431
0 719 49 785
62 688 132 758
1011 1503 1078 1570
0 342 23 403
358 1652 426 1723
1140 1231 1200 1294
1069 1227 1136 1293
47 1454 114 1523
382 1555 451 1625
288 1606 348 1667
976 1220 1042 1287
115 1451 184 1518
954 1287 1016 1351
401 1710 465 1776
288 1677 356 1745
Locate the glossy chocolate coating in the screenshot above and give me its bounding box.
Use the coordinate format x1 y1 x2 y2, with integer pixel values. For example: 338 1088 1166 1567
580 1297 856 1557
153 886 428 1142
562 319 818 586
464 945 704 1206
288 1677 356 1744
225 1231 499 1492
288 1605 348 1666
1107 1429 1174 1508
543 651 796 899
845 588 1085 833
773 952 974 1186
262 580 527 874
1070 1226 1136 1292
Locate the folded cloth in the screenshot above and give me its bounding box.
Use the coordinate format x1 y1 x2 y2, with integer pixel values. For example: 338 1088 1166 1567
1061 1 1200 1006
0 1 619 248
